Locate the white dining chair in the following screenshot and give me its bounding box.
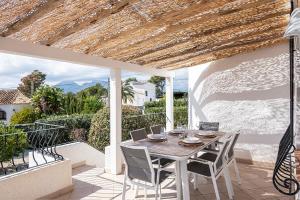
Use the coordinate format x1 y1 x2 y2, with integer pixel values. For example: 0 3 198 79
201 133 241 184
187 136 234 200
120 145 172 200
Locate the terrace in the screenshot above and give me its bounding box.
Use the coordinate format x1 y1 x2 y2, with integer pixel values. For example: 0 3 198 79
0 0 299 200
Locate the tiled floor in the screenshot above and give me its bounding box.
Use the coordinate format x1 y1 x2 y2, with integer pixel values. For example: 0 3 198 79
51 163 295 200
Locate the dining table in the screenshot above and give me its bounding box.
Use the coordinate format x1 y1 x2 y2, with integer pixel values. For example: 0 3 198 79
121 129 225 200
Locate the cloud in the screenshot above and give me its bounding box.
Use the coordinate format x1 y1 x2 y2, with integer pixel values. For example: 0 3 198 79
0 53 187 89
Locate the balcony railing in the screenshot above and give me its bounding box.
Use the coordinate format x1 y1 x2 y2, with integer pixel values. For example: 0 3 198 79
273 125 300 195
0 122 65 176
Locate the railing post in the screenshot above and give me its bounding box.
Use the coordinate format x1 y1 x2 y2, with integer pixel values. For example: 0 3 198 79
109 68 122 174
166 76 174 131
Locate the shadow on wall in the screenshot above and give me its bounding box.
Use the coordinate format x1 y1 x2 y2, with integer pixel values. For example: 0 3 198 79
189 43 290 163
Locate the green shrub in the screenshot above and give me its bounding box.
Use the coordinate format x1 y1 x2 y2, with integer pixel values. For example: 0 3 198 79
82 96 104 114
88 106 144 151
37 114 93 142
0 124 27 162
10 107 40 125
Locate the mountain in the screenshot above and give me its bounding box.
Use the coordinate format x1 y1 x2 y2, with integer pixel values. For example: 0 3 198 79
55 78 187 93
55 79 109 93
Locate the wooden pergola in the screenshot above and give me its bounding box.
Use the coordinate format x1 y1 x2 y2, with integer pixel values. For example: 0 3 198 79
0 0 290 176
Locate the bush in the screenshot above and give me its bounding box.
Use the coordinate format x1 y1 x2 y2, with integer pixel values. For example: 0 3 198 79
10 107 40 125
82 96 104 114
88 106 143 151
37 114 93 143
0 124 27 162
144 106 188 127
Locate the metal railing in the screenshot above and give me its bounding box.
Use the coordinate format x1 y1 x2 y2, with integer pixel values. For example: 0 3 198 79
273 125 300 195
0 123 65 176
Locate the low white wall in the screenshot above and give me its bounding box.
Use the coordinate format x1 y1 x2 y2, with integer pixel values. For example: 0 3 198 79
56 142 105 168
188 43 289 164
0 160 72 200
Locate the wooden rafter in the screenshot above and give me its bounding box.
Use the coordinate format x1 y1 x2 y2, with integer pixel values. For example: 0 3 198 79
161 38 285 70
131 15 289 65
102 0 288 61
0 0 291 70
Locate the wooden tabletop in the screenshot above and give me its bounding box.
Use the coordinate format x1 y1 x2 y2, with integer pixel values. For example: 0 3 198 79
121 130 224 160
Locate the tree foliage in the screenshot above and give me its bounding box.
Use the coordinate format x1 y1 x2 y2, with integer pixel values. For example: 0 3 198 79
32 85 64 115
82 96 104 114
122 80 134 103
148 76 165 98
62 84 107 115
10 107 41 125
17 70 46 97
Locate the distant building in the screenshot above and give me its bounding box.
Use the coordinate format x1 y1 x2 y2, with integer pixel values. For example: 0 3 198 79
0 89 31 123
125 81 156 107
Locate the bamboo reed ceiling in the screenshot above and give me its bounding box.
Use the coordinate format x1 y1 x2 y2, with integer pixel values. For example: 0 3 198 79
0 0 290 70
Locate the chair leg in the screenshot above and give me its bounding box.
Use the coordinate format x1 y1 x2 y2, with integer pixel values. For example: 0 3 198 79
159 184 162 200
122 176 127 200
155 184 159 200
233 159 241 184
223 168 234 199
211 175 220 200
135 185 139 198
193 174 197 190
144 187 147 200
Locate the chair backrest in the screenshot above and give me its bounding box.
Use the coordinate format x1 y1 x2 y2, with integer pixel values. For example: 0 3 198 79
227 132 240 160
214 135 232 174
199 122 219 131
130 128 147 142
150 125 163 135
121 145 154 184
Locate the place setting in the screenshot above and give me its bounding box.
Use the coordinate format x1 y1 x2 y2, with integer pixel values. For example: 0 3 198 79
178 136 204 147
147 134 168 142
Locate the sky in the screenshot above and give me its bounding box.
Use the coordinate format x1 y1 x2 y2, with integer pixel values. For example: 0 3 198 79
0 53 188 89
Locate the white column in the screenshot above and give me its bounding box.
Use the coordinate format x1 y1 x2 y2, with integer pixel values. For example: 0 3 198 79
110 68 122 174
166 76 174 131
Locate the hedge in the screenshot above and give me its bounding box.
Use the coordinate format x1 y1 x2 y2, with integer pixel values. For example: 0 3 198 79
37 114 93 142
88 107 165 151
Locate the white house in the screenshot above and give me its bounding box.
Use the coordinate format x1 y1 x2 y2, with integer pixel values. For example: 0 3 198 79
125 81 156 107
0 89 31 124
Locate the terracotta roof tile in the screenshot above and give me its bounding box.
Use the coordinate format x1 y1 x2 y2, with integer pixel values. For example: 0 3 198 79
0 89 31 105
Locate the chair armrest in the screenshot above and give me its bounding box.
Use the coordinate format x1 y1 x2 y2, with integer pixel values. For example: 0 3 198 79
201 148 219 155
189 157 213 165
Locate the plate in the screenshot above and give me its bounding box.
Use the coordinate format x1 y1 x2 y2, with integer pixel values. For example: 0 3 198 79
196 131 216 137
182 137 202 144
148 134 167 140
169 129 184 135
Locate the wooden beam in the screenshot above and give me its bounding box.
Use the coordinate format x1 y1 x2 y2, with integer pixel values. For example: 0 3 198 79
52 0 202 53
0 0 64 37
145 27 286 68
8 0 140 45
0 37 173 77
89 0 287 58
134 15 288 65
160 38 286 70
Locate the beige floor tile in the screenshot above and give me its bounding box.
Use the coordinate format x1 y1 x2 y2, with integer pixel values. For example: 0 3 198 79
52 163 296 200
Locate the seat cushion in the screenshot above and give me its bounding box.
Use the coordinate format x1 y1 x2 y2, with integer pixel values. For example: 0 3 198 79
187 161 211 177
154 168 172 184
198 152 217 162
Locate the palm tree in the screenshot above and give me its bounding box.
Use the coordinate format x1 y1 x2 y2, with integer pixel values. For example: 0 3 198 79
122 81 134 103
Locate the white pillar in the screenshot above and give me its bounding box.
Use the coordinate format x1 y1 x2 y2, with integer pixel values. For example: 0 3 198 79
109 68 122 174
166 76 174 131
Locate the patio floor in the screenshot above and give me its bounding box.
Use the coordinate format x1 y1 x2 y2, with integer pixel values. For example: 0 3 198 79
50 162 294 200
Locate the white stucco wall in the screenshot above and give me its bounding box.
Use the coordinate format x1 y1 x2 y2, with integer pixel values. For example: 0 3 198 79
0 160 72 200
0 103 30 123
188 43 289 163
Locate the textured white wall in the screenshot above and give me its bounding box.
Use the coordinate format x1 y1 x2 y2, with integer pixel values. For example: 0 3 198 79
0 103 30 123
188 43 289 163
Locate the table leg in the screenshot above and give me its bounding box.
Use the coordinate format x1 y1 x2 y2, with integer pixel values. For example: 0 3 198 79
175 161 182 200
180 160 190 200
